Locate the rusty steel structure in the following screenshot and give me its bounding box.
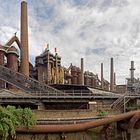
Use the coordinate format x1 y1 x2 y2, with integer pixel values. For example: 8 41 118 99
0 65 60 93
1 2 140 139
0 0 132 95
35 47 64 84
0 35 21 89
6 35 21 48
7 46 19 89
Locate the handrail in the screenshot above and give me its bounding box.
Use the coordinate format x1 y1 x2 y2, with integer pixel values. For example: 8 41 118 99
0 65 61 93
110 92 133 109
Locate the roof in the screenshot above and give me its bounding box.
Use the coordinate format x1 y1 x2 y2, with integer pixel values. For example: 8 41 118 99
0 89 31 97
7 46 19 56
0 45 6 53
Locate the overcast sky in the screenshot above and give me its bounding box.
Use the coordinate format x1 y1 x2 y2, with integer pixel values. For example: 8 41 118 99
0 0 140 84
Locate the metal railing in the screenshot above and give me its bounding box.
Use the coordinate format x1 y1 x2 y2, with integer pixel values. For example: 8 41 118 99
110 92 133 110
0 65 60 94
0 91 121 100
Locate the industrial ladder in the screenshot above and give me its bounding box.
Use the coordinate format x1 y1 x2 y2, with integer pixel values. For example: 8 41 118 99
0 65 60 93
110 92 131 110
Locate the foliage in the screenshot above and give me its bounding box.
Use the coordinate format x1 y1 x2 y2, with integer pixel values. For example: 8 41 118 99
126 103 137 111
0 106 36 140
91 132 97 140
97 110 109 117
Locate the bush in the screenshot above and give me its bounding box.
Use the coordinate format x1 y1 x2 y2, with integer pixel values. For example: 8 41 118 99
0 106 36 140
97 110 109 117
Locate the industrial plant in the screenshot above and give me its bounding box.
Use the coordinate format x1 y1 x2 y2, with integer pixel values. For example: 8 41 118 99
1 0 140 140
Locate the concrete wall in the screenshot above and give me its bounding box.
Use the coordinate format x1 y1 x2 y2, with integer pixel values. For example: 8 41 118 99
131 129 140 140
34 108 120 119
34 109 97 119
16 132 92 140
13 130 140 140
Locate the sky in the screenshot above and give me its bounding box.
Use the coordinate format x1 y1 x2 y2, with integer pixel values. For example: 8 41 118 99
0 0 140 84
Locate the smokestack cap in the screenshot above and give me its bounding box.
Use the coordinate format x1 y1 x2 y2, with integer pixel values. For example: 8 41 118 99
22 0 27 2
7 46 19 56
0 45 6 53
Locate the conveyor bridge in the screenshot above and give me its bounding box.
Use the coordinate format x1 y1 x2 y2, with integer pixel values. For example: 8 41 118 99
0 65 60 93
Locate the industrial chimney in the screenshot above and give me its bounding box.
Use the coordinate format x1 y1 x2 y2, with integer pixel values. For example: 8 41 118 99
114 72 116 86
55 48 58 84
20 0 29 77
130 61 135 83
101 63 104 89
47 44 50 84
110 58 114 91
81 58 84 85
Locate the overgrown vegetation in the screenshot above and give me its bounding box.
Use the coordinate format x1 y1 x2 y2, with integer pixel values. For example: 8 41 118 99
126 103 137 110
97 110 109 117
0 106 36 140
91 132 97 140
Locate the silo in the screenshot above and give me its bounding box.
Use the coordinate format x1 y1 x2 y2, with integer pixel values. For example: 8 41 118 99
77 67 81 85
7 46 19 89
71 66 77 85
0 45 6 88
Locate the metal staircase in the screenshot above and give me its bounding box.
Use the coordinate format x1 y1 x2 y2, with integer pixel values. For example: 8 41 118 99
0 65 60 94
110 92 131 110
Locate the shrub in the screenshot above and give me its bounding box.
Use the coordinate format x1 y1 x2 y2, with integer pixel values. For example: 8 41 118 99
0 106 36 140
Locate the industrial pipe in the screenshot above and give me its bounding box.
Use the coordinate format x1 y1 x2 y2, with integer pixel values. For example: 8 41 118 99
17 110 140 133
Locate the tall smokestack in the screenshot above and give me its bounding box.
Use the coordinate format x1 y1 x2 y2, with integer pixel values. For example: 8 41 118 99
114 72 116 91
47 44 50 84
20 0 29 77
81 58 84 85
110 58 114 91
55 48 58 84
130 61 135 83
114 72 116 85
101 63 104 89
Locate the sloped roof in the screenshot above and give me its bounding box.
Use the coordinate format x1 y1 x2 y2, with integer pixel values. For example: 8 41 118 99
0 89 31 97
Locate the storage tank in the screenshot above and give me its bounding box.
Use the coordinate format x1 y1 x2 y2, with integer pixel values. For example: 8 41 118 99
7 46 19 89
77 67 81 85
0 45 6 88
71 66 78 84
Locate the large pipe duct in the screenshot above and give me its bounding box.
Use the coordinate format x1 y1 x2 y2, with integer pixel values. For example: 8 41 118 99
110 58 114 91
101 63 104 89
20 0 29 77
81 58 84 85
130 61 135 82
17 110 140 133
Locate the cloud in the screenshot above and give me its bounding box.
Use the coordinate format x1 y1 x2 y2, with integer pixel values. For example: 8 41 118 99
0 0 140 84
